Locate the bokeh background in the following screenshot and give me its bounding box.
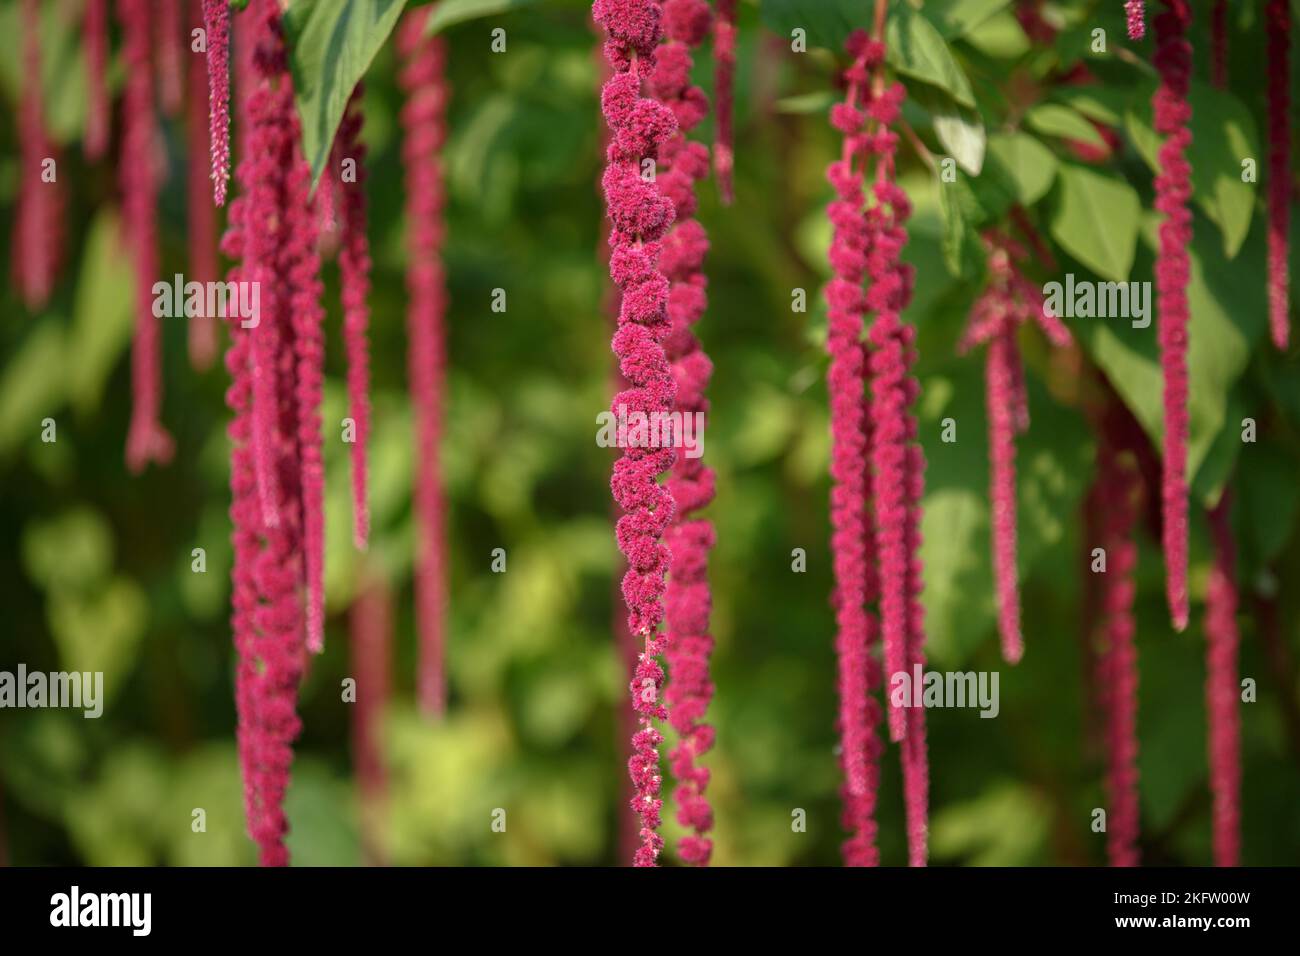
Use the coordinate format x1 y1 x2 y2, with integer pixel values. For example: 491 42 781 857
1 0 1299 866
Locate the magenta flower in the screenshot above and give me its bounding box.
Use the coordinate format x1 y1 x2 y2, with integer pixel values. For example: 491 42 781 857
1266 0 1291 350
335 89 374 555
187 0 220 370
159 0 184 116
121 0 174 472
1152 0 1193 632
650 0 718 867
960 235 1072 664
595 0 685 867
1126 1 1145 41
1205 495 1242 866
397 9 452 716
83 0 110 160
202 0 232 206
712 0 736 204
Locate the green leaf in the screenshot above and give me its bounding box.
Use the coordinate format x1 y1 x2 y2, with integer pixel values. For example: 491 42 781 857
1024 103 1106 147
888 5 976 108
758 0 869 51
69 211 134 415
913 84 985 175
1125 81 1260 259
0 321 65 456
925 0 1014 39
1048 165 1140 282
423 0 543 35
986 131 1058 206
937 177 985 278
284 0 412 188
774 91 838 115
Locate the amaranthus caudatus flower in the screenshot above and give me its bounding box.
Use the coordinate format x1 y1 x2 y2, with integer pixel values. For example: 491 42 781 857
825 34 883 866
959 234 1072 664
1152 0 1192 633
650 0 718 867
221 0 326 863
712 0 736 204
83 0 110 160
1205 494 1242 867
594 0 683 867
202 0 233 206
1087 398 1145 867
1126 1 1145 41
12 0 64 312
121 0 174 472
397 9 452 716
188 0 220 370
1266 0 1291 350
335 89 375 555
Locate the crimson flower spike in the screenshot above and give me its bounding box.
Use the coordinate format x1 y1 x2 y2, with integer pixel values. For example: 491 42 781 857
1126 1 1145 41
397 9 452 716
187 0 220 370
83 0 110 160
334 89 374 556
959 234 1071 664
1266 0 1291 350
13 0 63 311
1205 494 1242 866
652 0 718 867
1152 0 1193 631
159 0 185 115
712 0 736 204
594 0 682 867
201 0 233 206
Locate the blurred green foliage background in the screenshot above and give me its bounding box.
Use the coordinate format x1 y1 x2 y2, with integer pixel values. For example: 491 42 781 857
1 0 1299 866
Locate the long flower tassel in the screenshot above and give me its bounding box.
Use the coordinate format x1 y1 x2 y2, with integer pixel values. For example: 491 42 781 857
712 0 736 204
1266 0 1291 350
1205 495 1242 866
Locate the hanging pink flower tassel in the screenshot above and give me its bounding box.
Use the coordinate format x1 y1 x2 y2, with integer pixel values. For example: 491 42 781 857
900 388 929 866
1266 0 1291 350
825 33 882 864
595 0 682 867
83 0 110 160
335 90 374 554
712 0 736 204
187 0 220 370
1205 495 1242 866
202 0 232 206
651 0 717 867
397 10 452 716
159 0 185 115
221 0 323 865
1152 0 1192 632
350 575 392 866
960 235 1071 663
121 0 174 472
1089 398 1143 867
1126 1 1145 41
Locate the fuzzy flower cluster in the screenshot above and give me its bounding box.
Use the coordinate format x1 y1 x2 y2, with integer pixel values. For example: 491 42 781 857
1089 399 1143 868
120 0 174 473
712 0 737 204
202 0 233 206
649 0 718 867
1126 1 1145 41
11 0 63 312
960 235 1071 665
397 9 452 716
1266 0 1291 350
1152 0 1193 633
1205 496 1241 867
595 0 684 868
221 0 325 865
335 89 375 557
83 0 110 160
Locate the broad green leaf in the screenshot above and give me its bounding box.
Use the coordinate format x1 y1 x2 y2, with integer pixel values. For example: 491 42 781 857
926 0 1014 39
775 91 838 114
1048 165 1140 282
913 83 985 175
423 0 543 35
1051 87 1126 127
937 177 985 278
961 8 1030 59
0 321 65 456
1125 81 1260 259
888 5 976 108
986 131 1058 206
1024 103 1106 147
285 0 412 188
758 0 869 51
